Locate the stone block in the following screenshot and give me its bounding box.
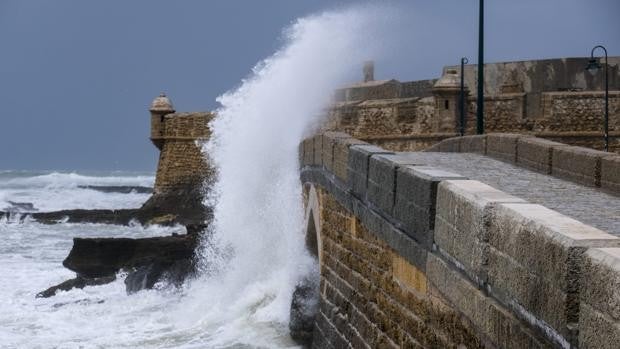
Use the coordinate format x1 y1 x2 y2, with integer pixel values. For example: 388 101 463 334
322 132 351 174
437 137 461 152
516 137 566 174
434 180 525 285
426 253 549 348
487 203 620 341
487 133 528 163
580 248 620 322
551 146 607 187
460 135 487 154
347 145 392 200
313 134 323 167
579 302 620 349
367 154 426 215
601 155 620 194
303 137 314 166
393 166 466 249
333 137 367 183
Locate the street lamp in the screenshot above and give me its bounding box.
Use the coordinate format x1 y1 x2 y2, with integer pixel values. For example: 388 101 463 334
476 0 484 134
460 57 469 136
585 45 609 152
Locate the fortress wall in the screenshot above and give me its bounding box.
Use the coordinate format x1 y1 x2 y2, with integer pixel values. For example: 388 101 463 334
151 112 213 194
329 57 620 153
300 132 620 348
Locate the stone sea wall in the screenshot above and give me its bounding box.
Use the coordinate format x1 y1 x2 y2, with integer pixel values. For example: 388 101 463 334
300 131 620 348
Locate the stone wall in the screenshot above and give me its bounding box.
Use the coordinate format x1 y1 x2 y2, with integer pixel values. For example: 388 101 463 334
327 57 620 153
299 131 620 348
427 134 620 195
151 112 213 194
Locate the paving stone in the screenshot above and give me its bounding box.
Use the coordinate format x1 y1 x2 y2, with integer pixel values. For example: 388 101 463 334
386 152 620 237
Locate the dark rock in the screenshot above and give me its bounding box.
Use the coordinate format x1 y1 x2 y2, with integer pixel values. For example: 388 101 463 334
78 185 153 194
36 275 116 298
63 234 198 279
28 209 142 225
4 201 37 212
289 274 320 346
139 184 211 227
124 258 194 293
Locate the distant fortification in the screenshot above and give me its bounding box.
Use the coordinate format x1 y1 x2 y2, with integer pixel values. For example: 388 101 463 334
141 94 214 226
328 57 620 152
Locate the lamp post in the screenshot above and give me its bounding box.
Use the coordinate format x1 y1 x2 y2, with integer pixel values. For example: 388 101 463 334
585 45 609 152
460 57 469 136
476 0 484 134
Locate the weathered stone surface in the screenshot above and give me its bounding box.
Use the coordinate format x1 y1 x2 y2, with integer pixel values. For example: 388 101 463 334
516 137 566 174
486 133 528 163
313 134 324 167
426 253 549 349
434 180 525 284
579 302 620 349
333 136 367 182
551 146 607 187
303 137 314 166
580 248 620 321
393 166 466 248
460 135 487 154
487 203 620 342
322 131 351 174
601 155 620 194
437 137 461 152
367 154 426 215
347 145 392 200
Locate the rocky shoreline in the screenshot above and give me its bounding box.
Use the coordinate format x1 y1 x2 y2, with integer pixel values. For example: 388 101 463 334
0 184 212 297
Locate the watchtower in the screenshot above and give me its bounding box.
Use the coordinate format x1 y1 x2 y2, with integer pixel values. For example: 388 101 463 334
149 93 175 149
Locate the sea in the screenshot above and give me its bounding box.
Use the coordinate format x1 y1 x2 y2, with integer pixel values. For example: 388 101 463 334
0 4 402 348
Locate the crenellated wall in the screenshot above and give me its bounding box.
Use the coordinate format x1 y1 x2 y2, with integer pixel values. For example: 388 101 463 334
299 131 620 348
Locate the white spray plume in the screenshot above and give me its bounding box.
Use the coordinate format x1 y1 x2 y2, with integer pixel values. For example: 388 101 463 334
179 4 403 346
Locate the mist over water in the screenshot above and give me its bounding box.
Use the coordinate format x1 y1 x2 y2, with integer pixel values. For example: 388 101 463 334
0 4 406 348
189 4 402 345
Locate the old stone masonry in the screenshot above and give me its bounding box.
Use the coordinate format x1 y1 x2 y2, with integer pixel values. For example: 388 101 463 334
296 57 620 349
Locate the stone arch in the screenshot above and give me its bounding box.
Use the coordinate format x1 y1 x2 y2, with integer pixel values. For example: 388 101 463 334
303 184 322 265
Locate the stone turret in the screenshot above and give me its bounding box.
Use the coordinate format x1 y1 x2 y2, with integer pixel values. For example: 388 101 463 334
150 93 175 149
432 69 468 133
141 93 215 226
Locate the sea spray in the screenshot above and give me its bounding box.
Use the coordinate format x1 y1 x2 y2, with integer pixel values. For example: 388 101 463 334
184 4 403 346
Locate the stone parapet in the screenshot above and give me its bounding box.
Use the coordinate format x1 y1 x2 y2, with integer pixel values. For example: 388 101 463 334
300 131 620 348
430 134 620 196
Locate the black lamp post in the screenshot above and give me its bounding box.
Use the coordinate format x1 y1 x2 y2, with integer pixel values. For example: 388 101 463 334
476 0 484 134
585 45 609 152
460 57 469 136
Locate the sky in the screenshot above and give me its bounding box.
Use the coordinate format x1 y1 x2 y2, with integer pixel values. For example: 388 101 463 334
0 0 618 171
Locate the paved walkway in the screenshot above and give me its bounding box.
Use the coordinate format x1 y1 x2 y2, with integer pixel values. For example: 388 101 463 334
397 152 620 236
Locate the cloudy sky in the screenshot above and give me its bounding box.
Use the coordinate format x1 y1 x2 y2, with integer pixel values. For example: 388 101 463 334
0 0 618 171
